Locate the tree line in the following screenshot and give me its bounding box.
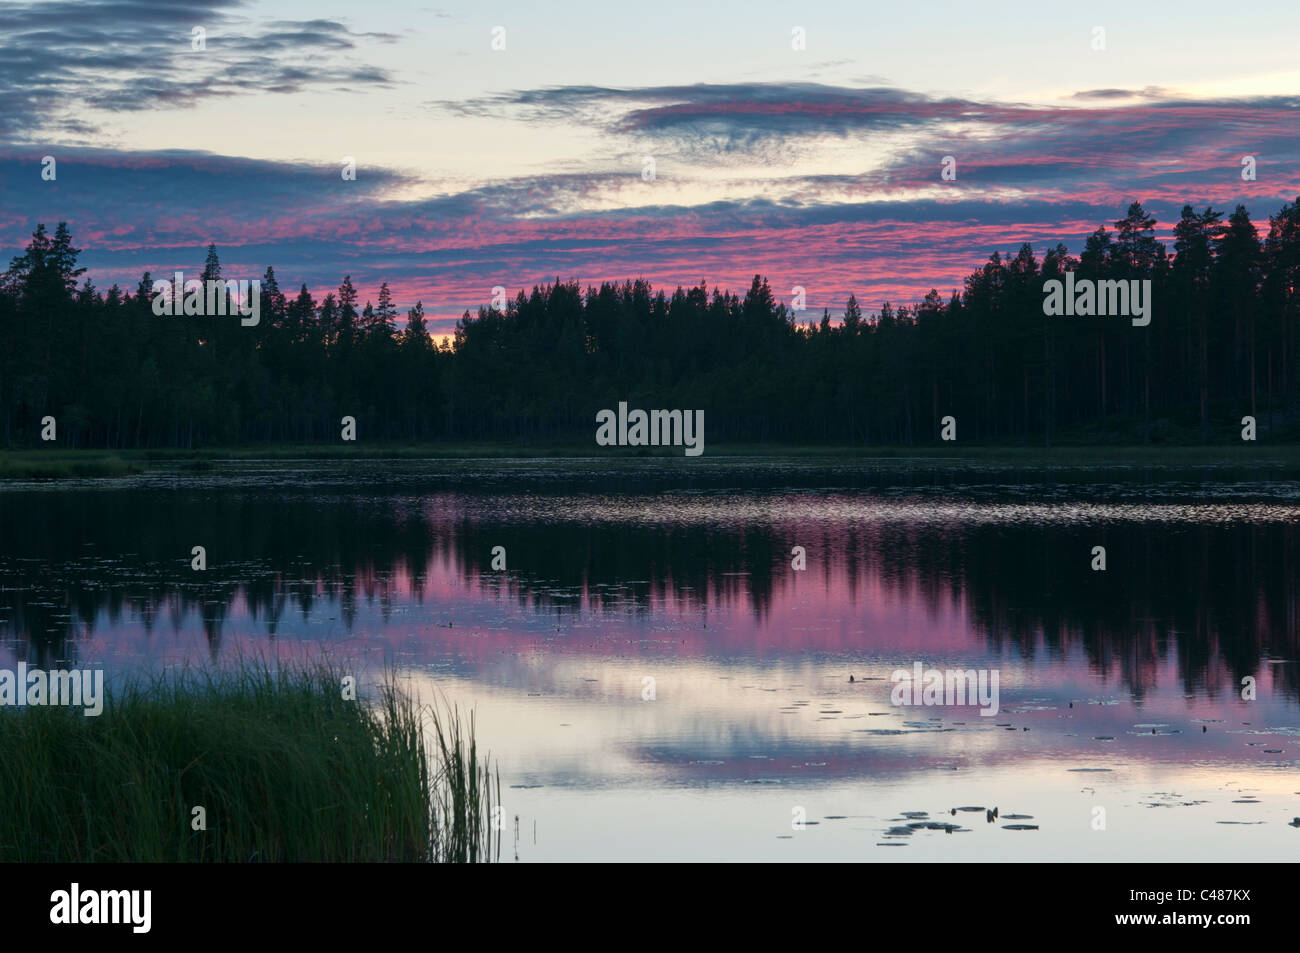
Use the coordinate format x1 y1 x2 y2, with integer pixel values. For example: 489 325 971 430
3 198 1300 449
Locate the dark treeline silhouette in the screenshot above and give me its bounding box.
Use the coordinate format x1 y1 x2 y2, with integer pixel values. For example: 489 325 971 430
4 199 1300 448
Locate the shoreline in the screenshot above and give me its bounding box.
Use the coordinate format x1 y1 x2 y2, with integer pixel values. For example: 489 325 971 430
3 442 1299 480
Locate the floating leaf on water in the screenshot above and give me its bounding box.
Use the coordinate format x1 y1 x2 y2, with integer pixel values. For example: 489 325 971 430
907 821 966 832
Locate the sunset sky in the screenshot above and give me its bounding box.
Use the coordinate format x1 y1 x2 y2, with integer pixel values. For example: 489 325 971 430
3 0 1299 333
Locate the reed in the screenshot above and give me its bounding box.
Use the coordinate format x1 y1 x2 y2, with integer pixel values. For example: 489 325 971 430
0 662 499 862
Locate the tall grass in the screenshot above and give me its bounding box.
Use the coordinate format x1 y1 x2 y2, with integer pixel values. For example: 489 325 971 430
0 663 499 862
0 450 138 478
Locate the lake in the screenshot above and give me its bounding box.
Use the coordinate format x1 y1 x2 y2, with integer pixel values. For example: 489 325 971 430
2 457 1298 861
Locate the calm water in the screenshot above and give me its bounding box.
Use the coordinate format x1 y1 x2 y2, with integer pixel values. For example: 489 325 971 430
2 458 1299 861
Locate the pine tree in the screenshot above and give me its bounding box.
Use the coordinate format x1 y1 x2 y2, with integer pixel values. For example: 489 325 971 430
201 244 221 282
843 294 862 332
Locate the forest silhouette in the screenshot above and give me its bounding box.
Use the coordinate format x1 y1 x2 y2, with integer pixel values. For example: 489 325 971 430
3 198 1300 449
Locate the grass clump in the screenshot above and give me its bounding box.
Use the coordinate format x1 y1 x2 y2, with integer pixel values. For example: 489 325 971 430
0 450 139 479
0 663 499 862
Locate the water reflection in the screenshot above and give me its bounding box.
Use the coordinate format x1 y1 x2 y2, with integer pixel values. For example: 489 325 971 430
1 463 1297 860
3 485 1297 695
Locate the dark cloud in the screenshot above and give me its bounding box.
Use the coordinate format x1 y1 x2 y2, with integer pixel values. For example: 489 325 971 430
438 83 1033 134
0 0 397 141
434 82 1300 170
1071 86 1169 100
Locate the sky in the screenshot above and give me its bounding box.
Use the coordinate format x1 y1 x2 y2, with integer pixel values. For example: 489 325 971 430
2 0 1299 334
